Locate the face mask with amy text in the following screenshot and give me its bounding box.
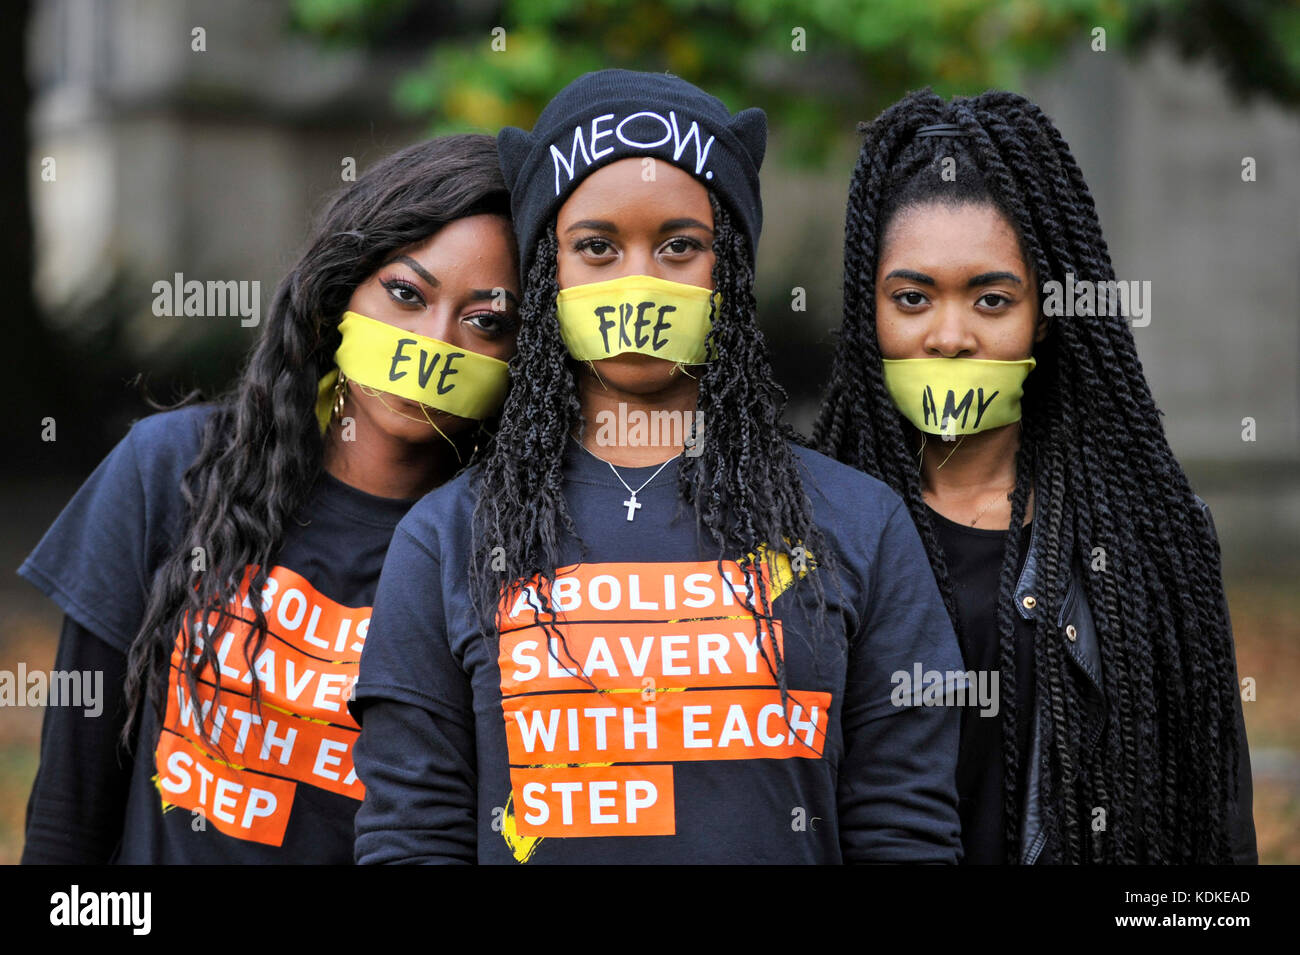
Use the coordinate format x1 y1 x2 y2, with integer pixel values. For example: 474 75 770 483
881 356 1036 437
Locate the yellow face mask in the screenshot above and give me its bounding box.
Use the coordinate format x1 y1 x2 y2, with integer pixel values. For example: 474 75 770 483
554 274 719 365
315 310 510 433
881 357 1036 437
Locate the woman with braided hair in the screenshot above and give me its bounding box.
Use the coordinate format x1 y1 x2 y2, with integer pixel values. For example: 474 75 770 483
351 70 965 864
814 88 1255 864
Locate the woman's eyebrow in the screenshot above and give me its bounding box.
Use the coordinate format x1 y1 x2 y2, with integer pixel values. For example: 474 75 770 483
968 271 1023 286
884 268 935 285
659 217 713 233
565 219 619 233
382 254 439 288
882 269 1025 287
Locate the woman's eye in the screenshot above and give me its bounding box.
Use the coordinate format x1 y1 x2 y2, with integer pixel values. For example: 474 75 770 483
381 279 423 306
663 237 699 255
577 237 614 256
465 310 519 337
978 292 1011 309
895 291 928 308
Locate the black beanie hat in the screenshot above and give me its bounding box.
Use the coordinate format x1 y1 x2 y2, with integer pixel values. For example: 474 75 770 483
498 69 767 277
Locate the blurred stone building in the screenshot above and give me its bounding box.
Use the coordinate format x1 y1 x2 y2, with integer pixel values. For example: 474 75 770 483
26 0 1300 571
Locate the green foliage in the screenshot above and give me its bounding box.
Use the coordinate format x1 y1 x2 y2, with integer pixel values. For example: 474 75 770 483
1131 0 1300 106
290 0 413 41
289 0 1298 164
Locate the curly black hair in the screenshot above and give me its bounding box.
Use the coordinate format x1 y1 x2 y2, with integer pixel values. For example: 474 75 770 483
470 191 831 718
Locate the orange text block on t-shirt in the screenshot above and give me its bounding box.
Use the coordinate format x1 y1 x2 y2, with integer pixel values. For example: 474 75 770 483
169 621 359 726
228 564 372 661
154 730 297 847
498 620 785 695
509 764 675 838
497 561 775 629
502 687 830 765
163 668 363 800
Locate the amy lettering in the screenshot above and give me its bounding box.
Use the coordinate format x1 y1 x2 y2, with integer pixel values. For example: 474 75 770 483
922 385 1000 431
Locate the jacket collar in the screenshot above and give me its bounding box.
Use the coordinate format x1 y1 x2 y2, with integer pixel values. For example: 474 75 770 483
1013 505 1044 620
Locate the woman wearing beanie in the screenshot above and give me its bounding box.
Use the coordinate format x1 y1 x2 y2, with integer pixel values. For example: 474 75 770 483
814 89 1255 864
19 135 521 863
352 70 965 864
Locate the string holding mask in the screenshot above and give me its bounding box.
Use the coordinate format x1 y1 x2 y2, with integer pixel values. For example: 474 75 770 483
671 360 700 380
584 359 609 391
314 310 511 456
354 380 467 465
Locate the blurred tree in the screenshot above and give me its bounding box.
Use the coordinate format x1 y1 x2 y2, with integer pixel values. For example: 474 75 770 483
1133 0 1300 105
290 0 1300 163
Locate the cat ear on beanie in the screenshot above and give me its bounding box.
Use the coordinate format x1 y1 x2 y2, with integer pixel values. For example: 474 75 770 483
728 107 768 173
496 126 533 192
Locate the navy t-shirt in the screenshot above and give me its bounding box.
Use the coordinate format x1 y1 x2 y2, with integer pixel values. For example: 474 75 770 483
18 405 415 863
351 438 965 864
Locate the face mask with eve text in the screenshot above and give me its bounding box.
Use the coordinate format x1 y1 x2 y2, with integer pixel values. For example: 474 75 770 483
315 310 511 433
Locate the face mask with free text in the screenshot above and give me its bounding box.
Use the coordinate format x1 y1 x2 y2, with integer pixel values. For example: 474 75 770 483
314 310 510 433
554 274 719 365
881 356 1036 437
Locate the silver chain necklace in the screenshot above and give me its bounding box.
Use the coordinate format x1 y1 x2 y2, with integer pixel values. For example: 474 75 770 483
574 437 682 521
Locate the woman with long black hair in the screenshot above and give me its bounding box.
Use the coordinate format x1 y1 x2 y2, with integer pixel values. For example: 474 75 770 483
814 89 1256 864
352 70 965 864
19 134 521 863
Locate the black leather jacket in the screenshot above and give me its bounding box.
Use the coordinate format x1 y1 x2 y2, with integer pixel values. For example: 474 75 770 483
1012 497 1258 863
